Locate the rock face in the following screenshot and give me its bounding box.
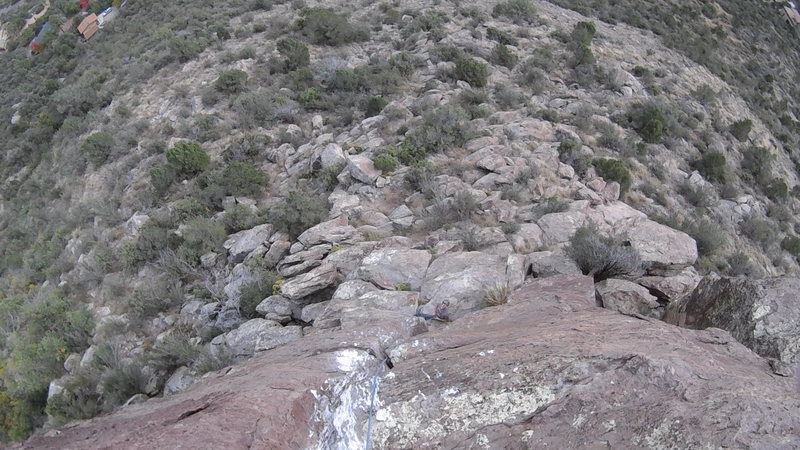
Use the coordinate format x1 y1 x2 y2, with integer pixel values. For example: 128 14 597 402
624 219 698 274
20 274 800 449
665 276 800 365
420 251 508 314
596 278 662 318
354 248 431 290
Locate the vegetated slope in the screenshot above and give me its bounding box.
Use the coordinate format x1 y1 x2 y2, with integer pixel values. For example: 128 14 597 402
0 0 798 442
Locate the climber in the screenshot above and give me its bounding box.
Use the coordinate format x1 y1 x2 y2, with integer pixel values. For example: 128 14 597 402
415 299 450 322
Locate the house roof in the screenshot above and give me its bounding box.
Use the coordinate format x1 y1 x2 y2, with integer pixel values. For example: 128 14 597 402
77 14 97 34
82 22 99 39
785 6 800 25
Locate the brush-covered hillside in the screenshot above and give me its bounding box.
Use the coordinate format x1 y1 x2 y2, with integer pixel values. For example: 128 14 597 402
0 0 799 444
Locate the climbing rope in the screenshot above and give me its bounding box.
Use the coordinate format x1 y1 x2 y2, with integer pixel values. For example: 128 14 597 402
364 357 389 450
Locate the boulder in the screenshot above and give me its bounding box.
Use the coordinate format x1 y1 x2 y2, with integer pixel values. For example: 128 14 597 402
263 239 291 269
624 219 697 274
320 143 345 169
163 367 196 396
277 244 330 277
223 263 259 303
388 205 414 229
223 224 273 264
420 251 507 314
213 319 303 357
525 250 581 278
537 211 587 246
296 215 360 248
255 295 294 324
325 242 376 278
347 155 382 184
596 278 661 318
355 248 432 290
665 276 800 365
637 268 701 304
280 263 341 300
509 223 544 253
313 280 380 329
338 290 420 330
300 301 329 323
214 307 244 332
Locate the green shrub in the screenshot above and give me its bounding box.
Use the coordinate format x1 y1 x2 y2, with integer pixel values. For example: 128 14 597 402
150 163 176 195
270 189 329 237
316 162 344 191
299 87 324 108
765 177 789 202
491 44 518 69
571 44 595 68
679 217 727 257
122 221 177 269
223 134 272 162
233 89 276 128
365 96 388 117
276 38 309 72
726 252 762 278
81 132 114 165
166 141 209 177
431 44 463 62
296 7 368 46
193 114 220 142
566 225 642 282
533 196 569 219
387 141 428 166
486 27 518 46
178 218 226 264
492 0 537 24
388 51 423 76
571 21 596 46
239 270 281 319
729 118 753 141
99 359 148 408
219 162 268 197
126 281 183 320
372 153 399 173
284 68 316 92
214 69 248 93
740 146 773 186
592 158 632 195
740 215 778 248
455 57 489 87
630 104 666 143
694 151 729 183
518 58 548 94
222 204 259 233
781 235 800 259
678 182 713 207
408 105 472 153
171 198 208 224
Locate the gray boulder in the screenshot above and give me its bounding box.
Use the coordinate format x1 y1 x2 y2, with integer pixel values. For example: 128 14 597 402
223 263 259 303
665 276 800 365
280 263 341 300
163 367 196 396
296 215 361 248
319 143 346 169
212 319 303 357
525 250 581 278
355 248 432 290
255 295 294 324
537 211 587 246
338 290 421 330
420 251 507 315
509 223 544 253
300 301 329 323
637 268 701 304
347 154 382 184
596 278 661 318
314 280 380 329
624 219 698 274
263 239 291 269
277 244 330 277
223 224 273 264
326 242 377 278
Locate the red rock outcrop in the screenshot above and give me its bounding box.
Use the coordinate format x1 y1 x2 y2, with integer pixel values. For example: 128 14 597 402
15 275 800 449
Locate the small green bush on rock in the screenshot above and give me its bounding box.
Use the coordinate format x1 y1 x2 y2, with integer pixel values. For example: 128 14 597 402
296 7 369 46
214 69 248 94
277 38 309 72
81 132 114 165
729 118 753 142
455 57 489 87
166 141 209 177
592 158 632 195
219 162 269 197
492 0 537 24
372 153 399 173
270 189 329 237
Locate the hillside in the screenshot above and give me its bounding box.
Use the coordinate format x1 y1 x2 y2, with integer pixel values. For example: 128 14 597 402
0 0 799 444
